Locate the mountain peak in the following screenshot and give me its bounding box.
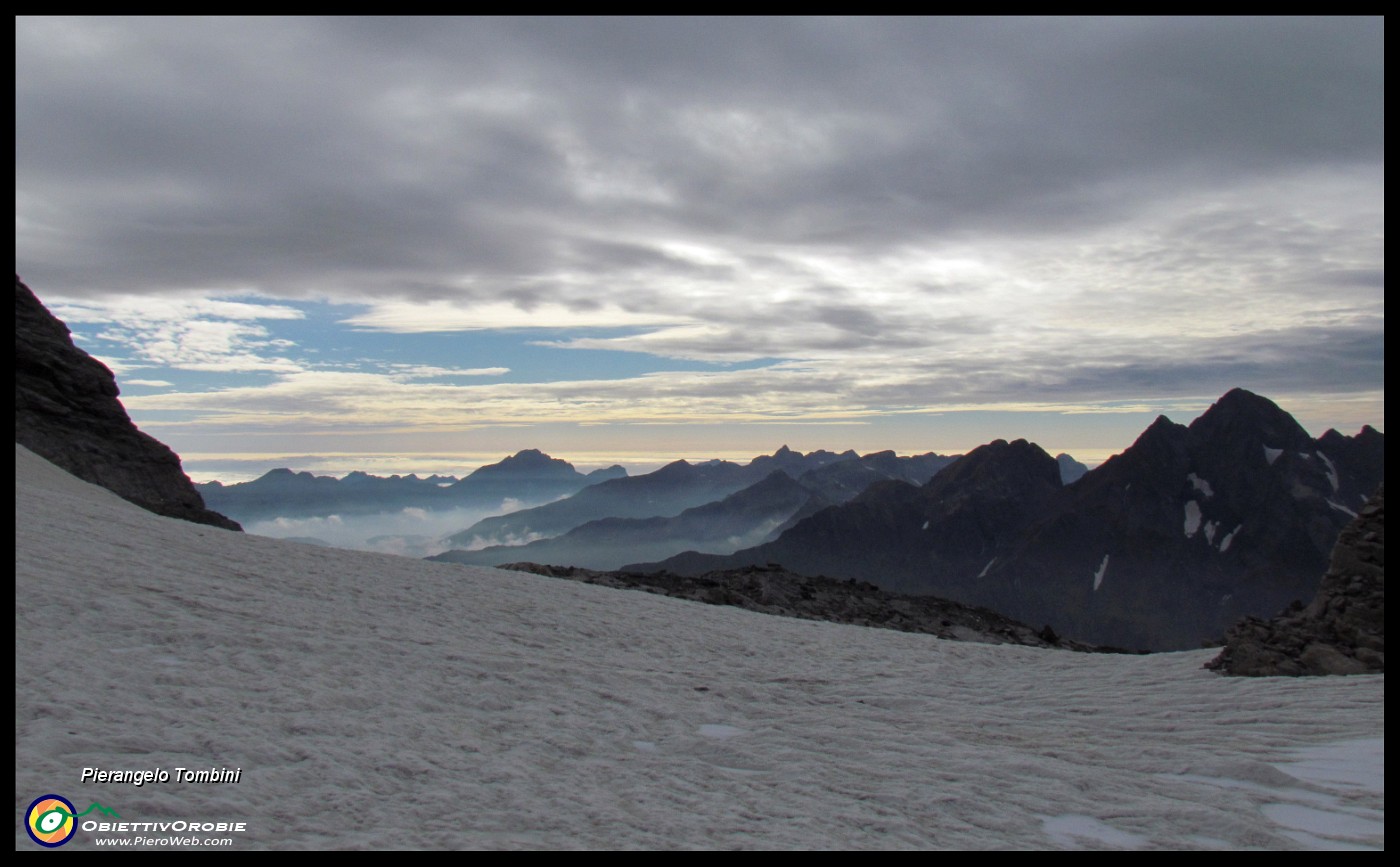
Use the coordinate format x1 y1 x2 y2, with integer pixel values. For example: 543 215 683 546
471 449 575 474
1190 388 1311 452
924 438 1060 500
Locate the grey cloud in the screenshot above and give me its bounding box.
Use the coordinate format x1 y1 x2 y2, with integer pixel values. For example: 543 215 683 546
19 17 1384 300
15 17 1384 429
848 321 1386 412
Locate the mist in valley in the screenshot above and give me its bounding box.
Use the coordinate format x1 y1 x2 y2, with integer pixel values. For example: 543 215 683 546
241 501 529 559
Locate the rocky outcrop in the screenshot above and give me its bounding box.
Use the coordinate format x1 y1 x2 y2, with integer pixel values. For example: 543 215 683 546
14 276 241 530
497 562 1125 653
1207 487 1384 676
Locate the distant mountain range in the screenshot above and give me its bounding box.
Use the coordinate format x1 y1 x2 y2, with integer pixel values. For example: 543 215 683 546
197 449 626 524
433 469 830 570
433 446 961 567
624 389 1382 651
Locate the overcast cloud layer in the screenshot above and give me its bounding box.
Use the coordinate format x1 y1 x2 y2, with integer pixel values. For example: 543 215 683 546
15 17 1385 474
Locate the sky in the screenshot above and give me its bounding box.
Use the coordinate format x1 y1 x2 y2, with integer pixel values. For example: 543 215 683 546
15 17 1385 481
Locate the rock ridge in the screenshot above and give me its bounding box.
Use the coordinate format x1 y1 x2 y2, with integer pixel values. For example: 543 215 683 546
14 275 240 530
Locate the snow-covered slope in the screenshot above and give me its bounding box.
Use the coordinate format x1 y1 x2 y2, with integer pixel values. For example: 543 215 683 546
14 445 1384 849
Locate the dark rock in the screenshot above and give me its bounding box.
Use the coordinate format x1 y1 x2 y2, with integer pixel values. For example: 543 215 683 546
492 562 1125 653
14 276 241 530
1207 486 1383 676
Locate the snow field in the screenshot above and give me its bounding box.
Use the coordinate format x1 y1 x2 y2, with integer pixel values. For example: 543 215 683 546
14 446 1384 849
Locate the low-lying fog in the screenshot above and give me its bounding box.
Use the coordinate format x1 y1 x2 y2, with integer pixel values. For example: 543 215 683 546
241 502 526 559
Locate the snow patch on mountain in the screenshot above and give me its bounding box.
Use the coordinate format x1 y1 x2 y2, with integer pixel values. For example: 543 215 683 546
1317 452 1340 493
1328 501 1359 518
1184 501 1203 538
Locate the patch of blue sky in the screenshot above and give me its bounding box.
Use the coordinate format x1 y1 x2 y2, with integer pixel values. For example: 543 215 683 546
274 303 785 383
66 295 787 392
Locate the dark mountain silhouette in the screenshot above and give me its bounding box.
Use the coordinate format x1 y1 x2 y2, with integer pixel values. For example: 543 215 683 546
15 275 240 530
632 439 1060 592
745 444 855 478
630 390 1383 651
797 450 959 503
981 389 1383 649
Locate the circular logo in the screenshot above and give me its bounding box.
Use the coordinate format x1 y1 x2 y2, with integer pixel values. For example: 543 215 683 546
26 794 78 847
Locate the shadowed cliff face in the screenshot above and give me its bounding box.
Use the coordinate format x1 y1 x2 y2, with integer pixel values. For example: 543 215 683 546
14 275 241 531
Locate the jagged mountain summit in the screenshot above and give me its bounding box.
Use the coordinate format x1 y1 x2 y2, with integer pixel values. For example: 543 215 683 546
199 450 625 524
14 276 239 530
982 388 1383 649
630 390 1383 651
